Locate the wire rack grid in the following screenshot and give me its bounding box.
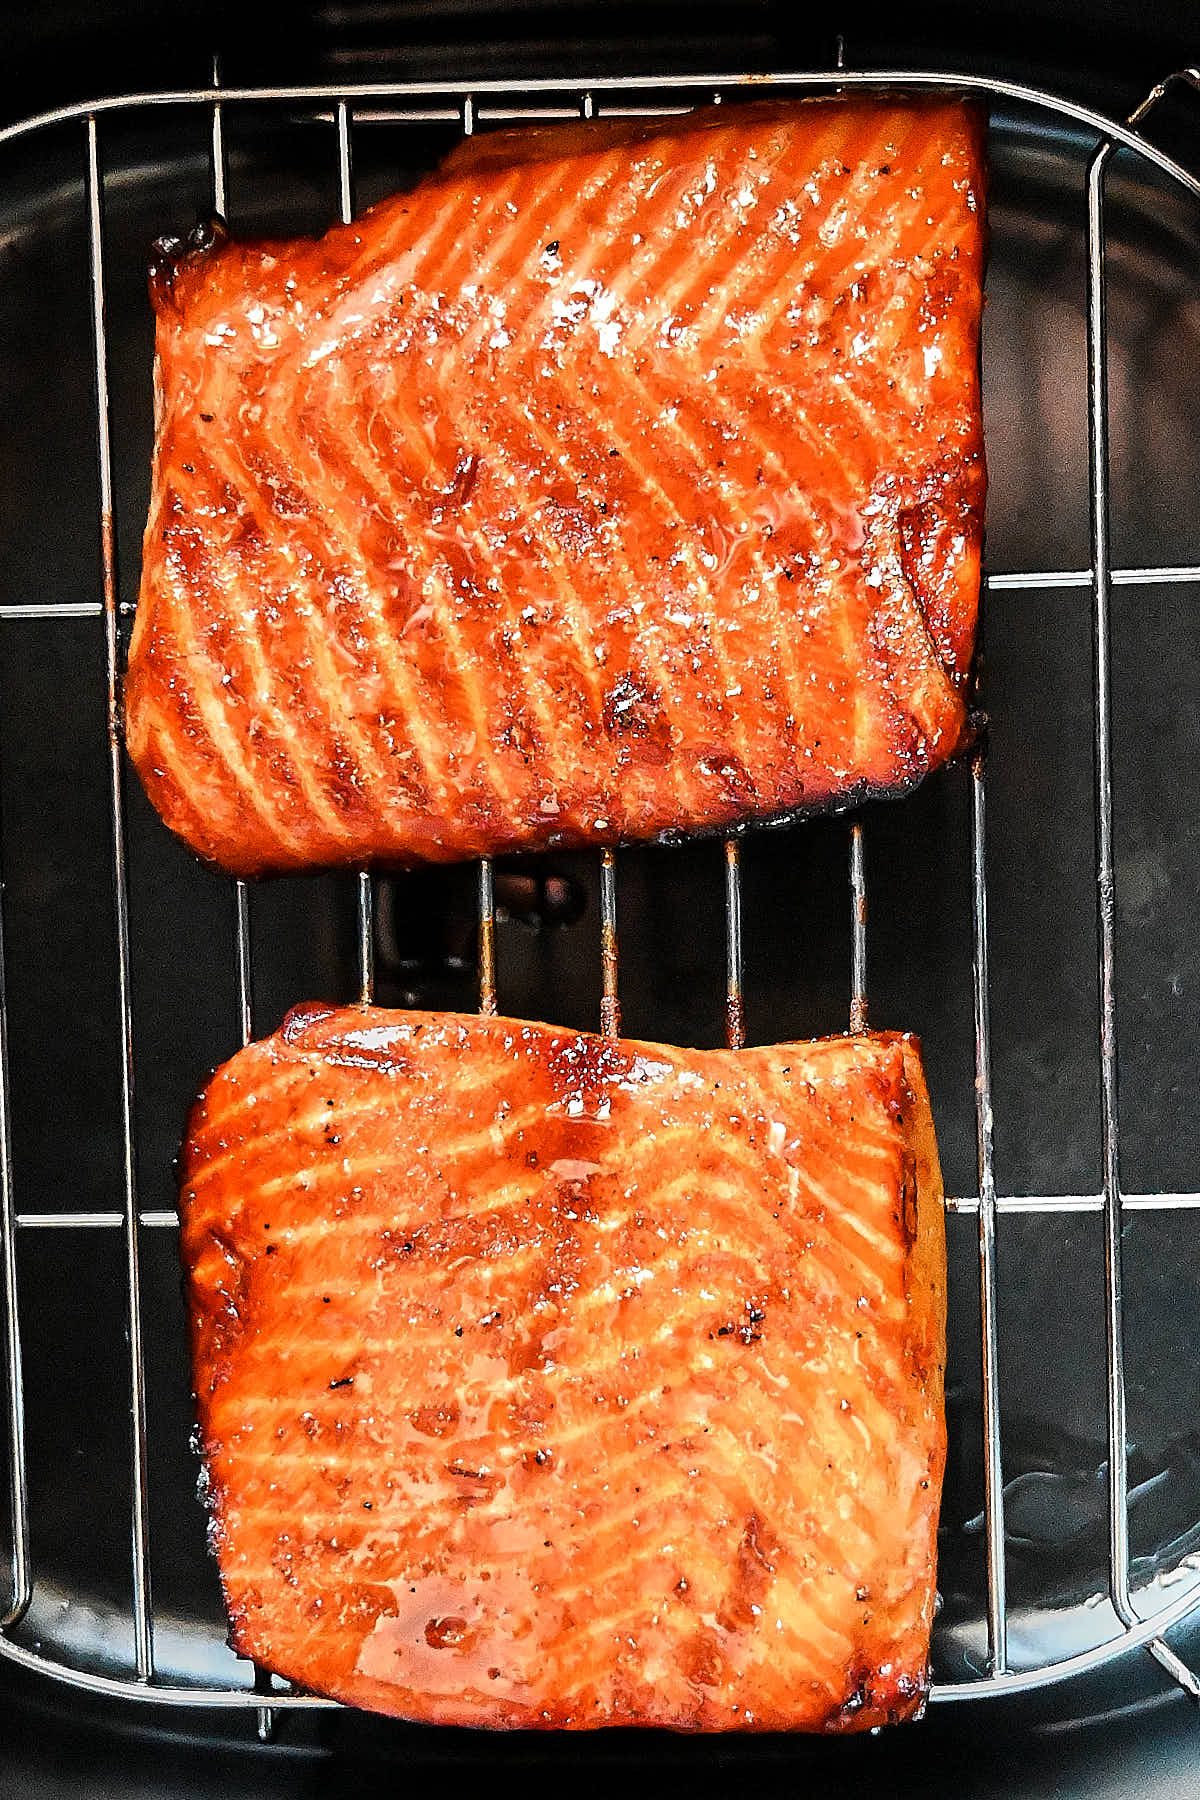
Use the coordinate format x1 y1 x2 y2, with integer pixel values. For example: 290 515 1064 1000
0 56 1198 1731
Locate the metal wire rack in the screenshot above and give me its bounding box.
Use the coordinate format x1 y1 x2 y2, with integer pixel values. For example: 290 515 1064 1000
0 55 1199 1734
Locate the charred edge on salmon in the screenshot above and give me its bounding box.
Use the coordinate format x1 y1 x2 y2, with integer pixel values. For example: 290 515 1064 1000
149 215 229 311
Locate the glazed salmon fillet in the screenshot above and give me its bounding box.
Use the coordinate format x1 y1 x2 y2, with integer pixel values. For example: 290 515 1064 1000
129 98 986 876
180 1006 947 1730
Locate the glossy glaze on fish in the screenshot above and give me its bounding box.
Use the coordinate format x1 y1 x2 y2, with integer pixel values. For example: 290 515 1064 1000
128 98 986 877
180 1006 947 1729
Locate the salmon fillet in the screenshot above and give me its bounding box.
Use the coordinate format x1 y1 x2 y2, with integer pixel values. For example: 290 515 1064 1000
180 1006 947 1730
129 98 986 877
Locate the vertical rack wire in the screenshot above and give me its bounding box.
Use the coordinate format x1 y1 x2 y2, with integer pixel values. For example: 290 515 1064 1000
234 881 253 1049
335 97 354 234
331 98 377 1005
582 90 617 1043
210 59 256 1046
600 848 620 1039
209 56 227 216
970 748 1008 1671
456 90 496 1018
85 115 154 1682
477 857 497 1015
724 838 743 1049
356 870 375 1002
211 63 255 1052
209 61 275 1739
848 820 867 1033
1086 108 1200 1700
0 811 29 1630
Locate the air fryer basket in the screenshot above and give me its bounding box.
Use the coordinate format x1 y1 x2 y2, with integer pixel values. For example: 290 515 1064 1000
1 40 1200 1772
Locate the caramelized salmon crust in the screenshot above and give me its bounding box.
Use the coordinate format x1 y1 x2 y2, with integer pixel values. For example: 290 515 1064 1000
180 1007 948 1730
130 98 986 876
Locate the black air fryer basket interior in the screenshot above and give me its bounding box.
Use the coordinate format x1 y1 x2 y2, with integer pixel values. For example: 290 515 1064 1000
1 3 1199 1794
